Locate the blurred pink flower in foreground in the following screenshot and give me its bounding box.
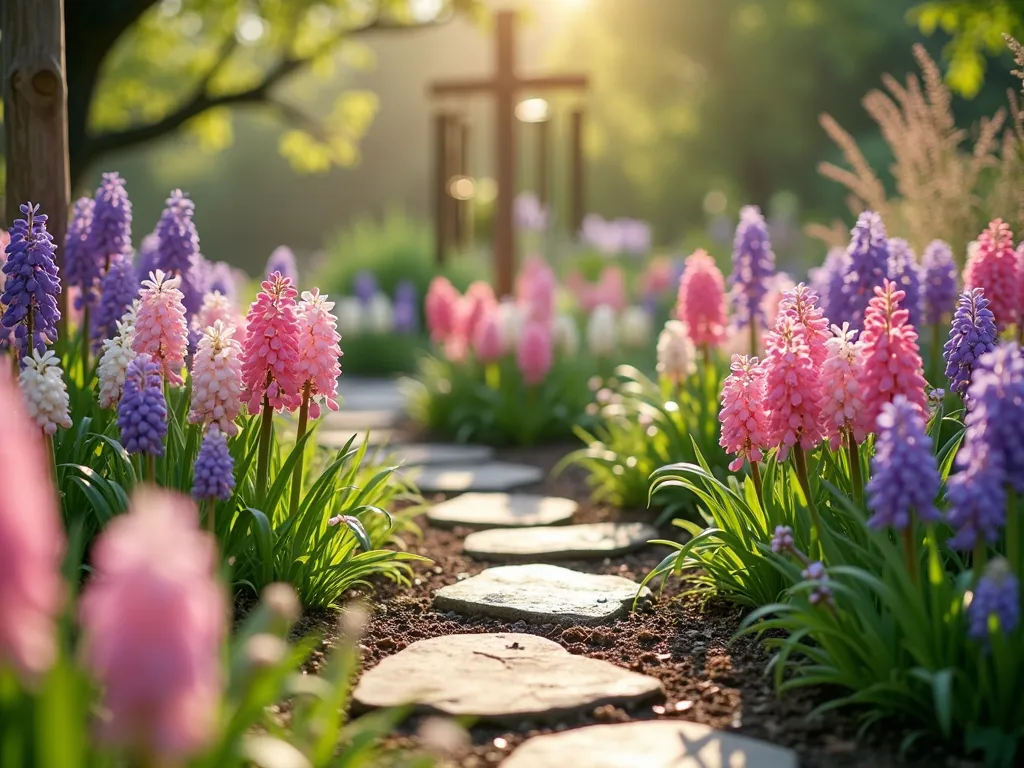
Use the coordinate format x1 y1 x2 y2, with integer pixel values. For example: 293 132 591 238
517 320 553 385
80 487 226 760
517 256 557 324
473 306 507 363
239 272 303 414
425 276 460 343
0 367 64 684
676 249 726 349
456 281 497 345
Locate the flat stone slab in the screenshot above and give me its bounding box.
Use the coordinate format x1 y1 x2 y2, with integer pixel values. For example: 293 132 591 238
406 463 543 493
392 443 494 467
352 633 662 724
316 429 394 450
464 522 658 561
501 721 797 768
338 378 405 413
426 493 576 530
433 564 650 624
322 409 400 431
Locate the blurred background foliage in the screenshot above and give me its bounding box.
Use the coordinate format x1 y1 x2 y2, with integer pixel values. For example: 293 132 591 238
1 0 1023 277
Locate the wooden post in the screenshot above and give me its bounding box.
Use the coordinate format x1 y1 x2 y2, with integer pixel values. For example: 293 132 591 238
433 111 452 266
456 118 472 251
494 11 517 298
2 0 71 331
569 107 585 240
536 117 550 208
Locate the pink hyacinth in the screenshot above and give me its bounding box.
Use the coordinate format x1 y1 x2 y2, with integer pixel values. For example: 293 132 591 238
517 320 553 385
188 320 243 436
763 315 824 461
455 281 497 346
425 276 460 343
473 306 507 363
132 270 189 386
719 354 769 472
776 283 829 368
964 219 1019 331
762 273 796 330
239 272 303 414
516 256 557 324
820 323 866 450
80 488 226 760
197 291 245 336
296 288 343 419
857 280 928 435
1017 242 1024 329
676 249 727 348
0 368 64 683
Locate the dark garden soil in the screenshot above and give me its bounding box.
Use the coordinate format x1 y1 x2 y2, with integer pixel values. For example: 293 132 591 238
299 443 980 768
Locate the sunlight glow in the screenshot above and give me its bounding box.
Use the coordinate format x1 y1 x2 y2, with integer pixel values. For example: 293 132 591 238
409 0 445 23
448 176 476 201
516 98 550 123
236 13 268 45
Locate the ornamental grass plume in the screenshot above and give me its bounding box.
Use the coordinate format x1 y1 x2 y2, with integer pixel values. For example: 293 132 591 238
64 196 98 309
656 319 696 386
676 249 727 349
719 354 769 472
132 270 188 386
265 245 298 285
18 348 72 436
85 171 133 271
857 280 928 436
964 219 1018 331
118 353 168 459
969 558 1020 643
944 289 997 398
193 426 235 502
776 283 829 368
887 238 923 329
1 203 62 359
425 276 460 343
920 240 958 326
98 308 138 410
517 320 553 385
295 289 342 421
0 367 64 684
473 306 507 363
188 321 243 436
240 273 303 415
866 395 940 531
92 253 139 347
763 315 824 462
586 304 618 357
153 190 206 317
820 323 866 450
79 487 226 760
729 205 776 329
833 210 890 331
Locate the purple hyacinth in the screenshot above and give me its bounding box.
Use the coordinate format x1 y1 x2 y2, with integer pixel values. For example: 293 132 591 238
1 203 62 359
808 246 846 321
770 525 795 554
943 289 997 398
135 232 160 282
865 395 941 531
619 218 652 255
920 240 958 326
92 254 139 345
969 558 1020 643
946 458 1006 550
266 246 298 286
116 352 167 456
207 261 237 303
801 561 835 608
729 205 776 328
833 211 890 330
192 427 236 501
393 280 419 334
84 171 132 271
515 192 549 232
64 196 98 309
353 270 378 306
153 190 205 316
887 238 922 329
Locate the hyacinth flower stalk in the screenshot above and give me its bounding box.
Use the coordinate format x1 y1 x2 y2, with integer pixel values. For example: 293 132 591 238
676 249 727 364
193 426 235 533
132 270 189 386
920 240 958 379
64 196 97 372
188 320 243 436
943 289 997 400
964 219 1018 332
18 348 73 442
834 210 890 331
240 273 303 499
291 289 342 516
118 353 168 481
820 323 866 504
719 354 769 506
729 205 776 355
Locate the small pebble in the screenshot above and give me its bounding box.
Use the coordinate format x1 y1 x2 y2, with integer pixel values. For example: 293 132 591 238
493 737 507 749
652 705 666 715
675 700 694 712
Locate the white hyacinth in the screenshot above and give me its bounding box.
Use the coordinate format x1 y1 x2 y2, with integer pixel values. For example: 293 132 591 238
656 319 696 384
335 297 363 337
553 314 579 356
586 304 618 357
19 348 73 435
97 304 138 410
619 306 653 349
368 292 395 334
498 299 525 348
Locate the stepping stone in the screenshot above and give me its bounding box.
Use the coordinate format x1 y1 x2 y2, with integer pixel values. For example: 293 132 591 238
317 429 394 450
426 493 576 530
322 409 400 431
433 564 649 624
406 462 543 493
353 633 662 724
500 721 797 768
464 522 658 561
391 443 494 467
338 377 405 413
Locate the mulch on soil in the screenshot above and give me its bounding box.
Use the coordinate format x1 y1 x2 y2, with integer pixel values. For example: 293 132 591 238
303 443 979 768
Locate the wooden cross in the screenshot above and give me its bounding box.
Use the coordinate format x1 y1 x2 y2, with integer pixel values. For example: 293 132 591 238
430 10 587 298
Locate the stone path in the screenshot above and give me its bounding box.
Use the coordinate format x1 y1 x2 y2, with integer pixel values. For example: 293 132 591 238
426 493 577 530
433 564 650 624
463 521 658 561
405 462 544 493
386 442 494 467
352 633 663 724
500 721 797 767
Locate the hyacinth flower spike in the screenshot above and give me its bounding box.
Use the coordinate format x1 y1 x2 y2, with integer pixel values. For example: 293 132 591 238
718 354 769 507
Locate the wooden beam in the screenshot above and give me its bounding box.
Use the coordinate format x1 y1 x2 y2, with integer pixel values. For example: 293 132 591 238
433 111 452 266
2 0 71 332
518 74 589 90
493 10 517 297
429 78 496 96
536 117 550 208
569 108 585 239
455 117 472 251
